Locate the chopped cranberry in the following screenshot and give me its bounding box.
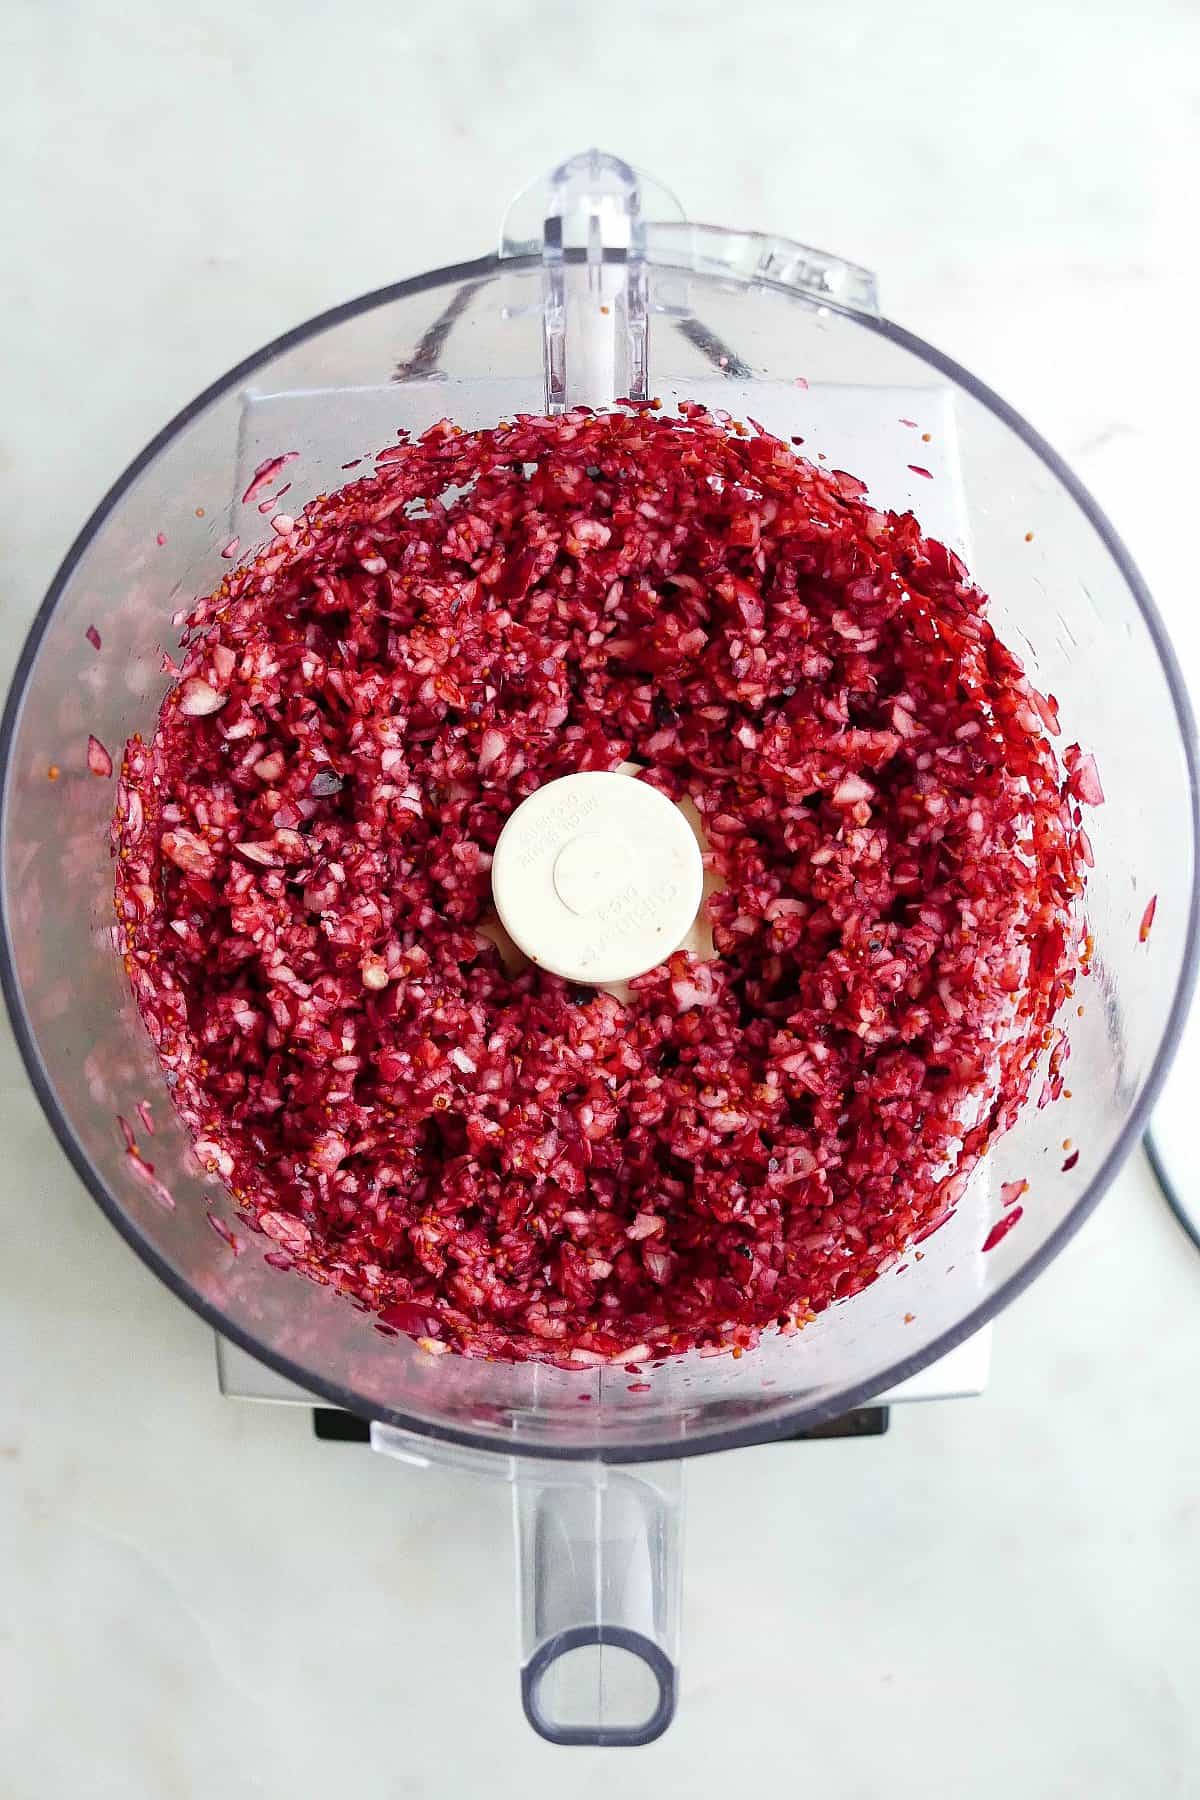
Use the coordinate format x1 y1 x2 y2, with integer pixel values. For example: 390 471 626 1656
241 451 299 507
207 1213 243 1255
87 735 113 778
981 1206 1024 1252
113 406 1091 1365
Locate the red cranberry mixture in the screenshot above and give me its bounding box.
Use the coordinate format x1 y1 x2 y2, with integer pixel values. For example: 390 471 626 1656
113 405 1095 1364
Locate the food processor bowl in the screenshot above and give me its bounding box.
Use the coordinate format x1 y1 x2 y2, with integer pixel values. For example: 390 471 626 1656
4 152 1196 1743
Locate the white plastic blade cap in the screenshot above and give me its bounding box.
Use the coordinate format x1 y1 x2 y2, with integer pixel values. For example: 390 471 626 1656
491 771 705 986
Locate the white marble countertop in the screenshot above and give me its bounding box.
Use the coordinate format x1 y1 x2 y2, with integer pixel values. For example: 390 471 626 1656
4 2 1200 1794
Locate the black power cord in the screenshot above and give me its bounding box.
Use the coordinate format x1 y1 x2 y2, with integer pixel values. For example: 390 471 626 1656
1144 1131 1200 1257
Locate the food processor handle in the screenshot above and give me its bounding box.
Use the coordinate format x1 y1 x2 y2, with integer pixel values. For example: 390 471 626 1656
513 1459 684 1746
371 1424 684 1745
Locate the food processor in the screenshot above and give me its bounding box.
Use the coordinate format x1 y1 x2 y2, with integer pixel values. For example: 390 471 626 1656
3 150 1196 1745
